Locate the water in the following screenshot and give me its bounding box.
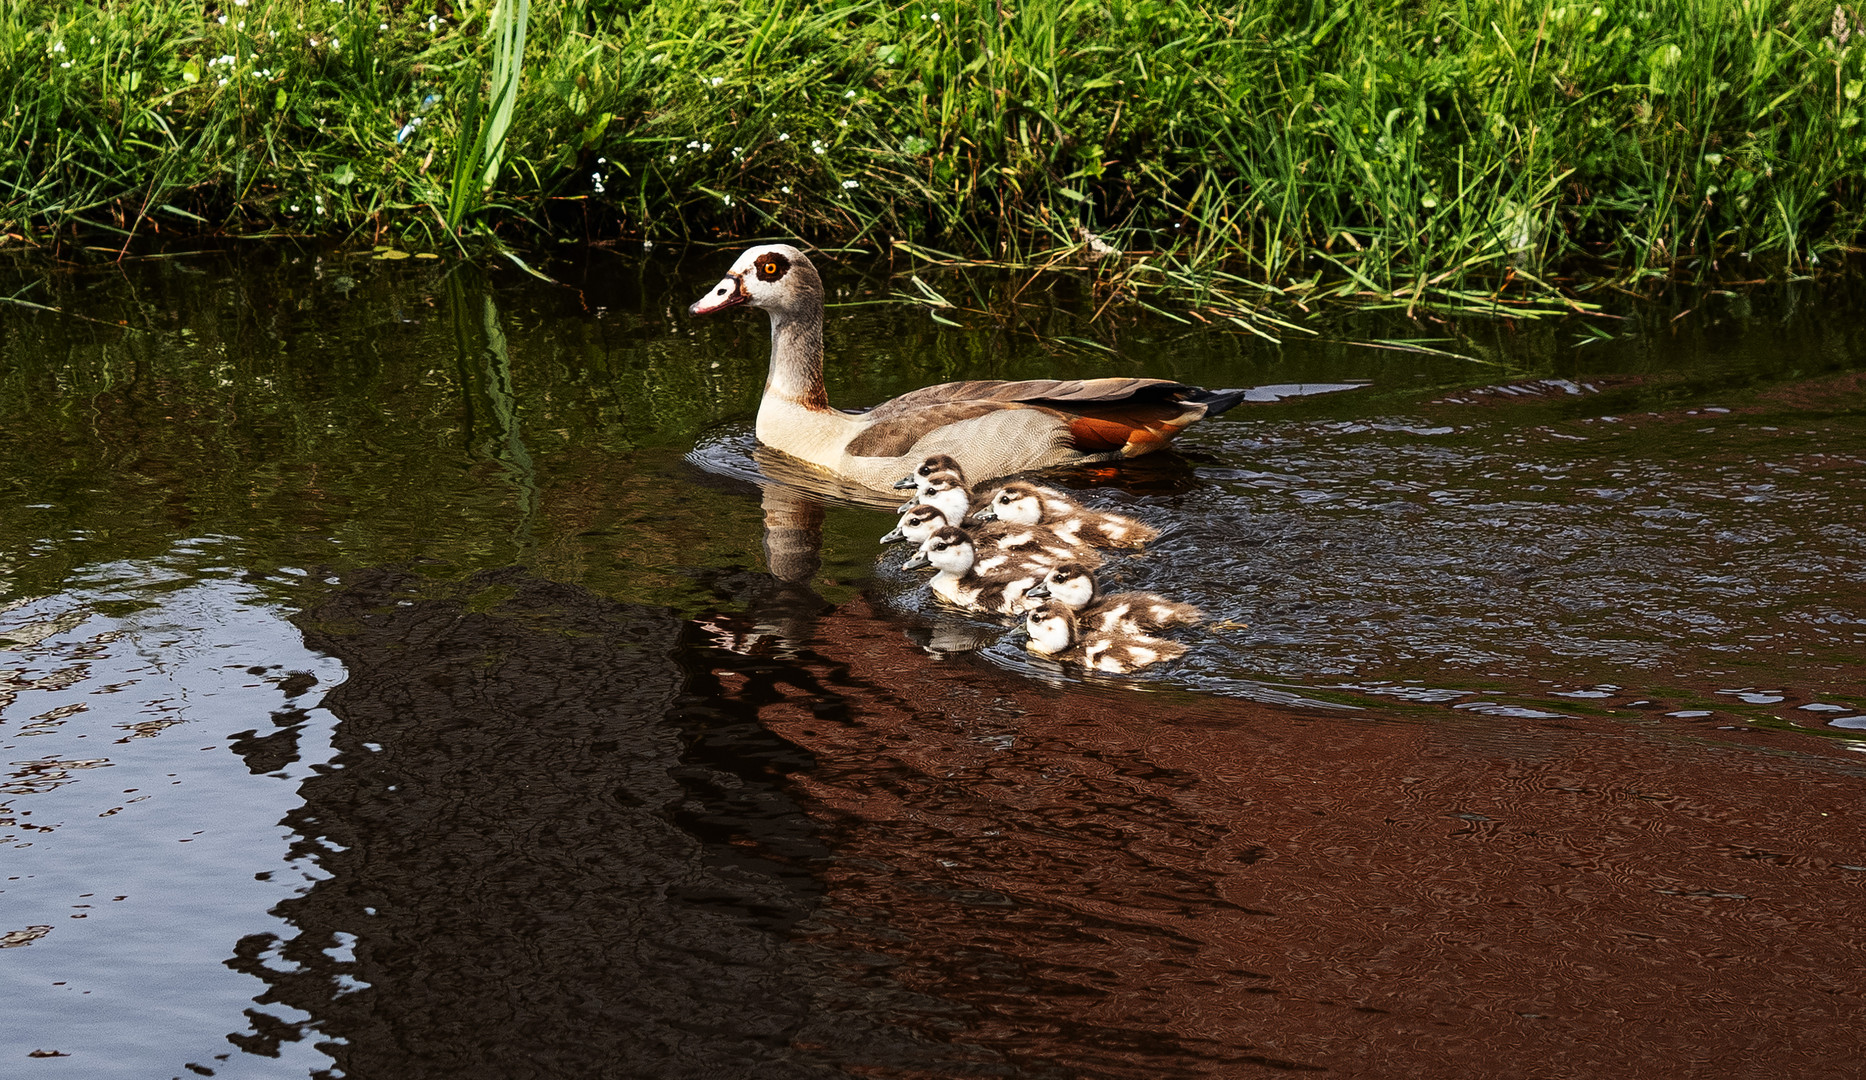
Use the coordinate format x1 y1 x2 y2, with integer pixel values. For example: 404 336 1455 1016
3 247 1865 1078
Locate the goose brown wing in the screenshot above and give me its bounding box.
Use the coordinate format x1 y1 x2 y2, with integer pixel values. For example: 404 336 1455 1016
847 378 1230 458
861 377 1199 418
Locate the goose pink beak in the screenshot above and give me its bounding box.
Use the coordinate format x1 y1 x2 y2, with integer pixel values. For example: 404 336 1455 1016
689 274 747 316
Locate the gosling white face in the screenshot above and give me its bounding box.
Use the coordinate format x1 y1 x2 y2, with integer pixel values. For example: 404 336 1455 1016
882 504 949 547
912 454 963 487
985 484 1044 526
905 526 975 575
916 472 972 522
1038 564 1098 610
1024 600 1078 657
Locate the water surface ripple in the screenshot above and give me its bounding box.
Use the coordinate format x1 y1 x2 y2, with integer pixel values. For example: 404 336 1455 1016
3 249 1864 1078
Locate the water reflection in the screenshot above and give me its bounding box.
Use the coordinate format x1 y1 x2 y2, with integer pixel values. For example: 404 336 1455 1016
5 248 1866 1077
0 572 345 1080
236 565 967 1078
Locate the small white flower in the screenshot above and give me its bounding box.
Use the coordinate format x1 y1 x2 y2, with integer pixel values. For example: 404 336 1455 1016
838 120 848 128
217 76 228 85
778 132 789 141
931 11 940 21
593 182 605 194
290 204 300 212
235 0 249 5
780 185 791 194
52 41 68 52
316 205 326 214
842 179 859 189
709 76 723 87
668 154 678 164
844 90 855 98
597 157 606 164
379 22 388 30
217 14 228 24
722 194 733 206
701 142 712 152
642 240 655 251
687 140 701 148
59 60 71 68
89 36 98 44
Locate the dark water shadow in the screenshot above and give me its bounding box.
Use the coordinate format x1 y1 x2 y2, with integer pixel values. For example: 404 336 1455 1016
246 565 982 1079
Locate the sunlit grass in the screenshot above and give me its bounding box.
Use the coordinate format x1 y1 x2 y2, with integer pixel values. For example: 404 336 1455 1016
2 0 1863 318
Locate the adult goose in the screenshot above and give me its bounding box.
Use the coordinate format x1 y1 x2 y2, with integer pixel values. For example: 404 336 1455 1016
689 244 1248 494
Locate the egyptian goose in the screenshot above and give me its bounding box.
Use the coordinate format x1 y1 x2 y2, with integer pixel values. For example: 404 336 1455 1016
1022 599 1187 673
1026 561 1202 634
881 504 1103 569
900 526 1048 615
974 482 1159 549
688 244 1248 494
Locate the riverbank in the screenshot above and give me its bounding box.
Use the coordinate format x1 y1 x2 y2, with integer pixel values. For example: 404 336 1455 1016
4 0 1863 316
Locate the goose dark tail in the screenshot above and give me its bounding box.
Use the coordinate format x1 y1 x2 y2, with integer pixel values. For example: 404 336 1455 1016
1188 387 1251 417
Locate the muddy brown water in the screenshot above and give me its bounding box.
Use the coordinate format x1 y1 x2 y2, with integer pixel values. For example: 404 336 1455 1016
2 247 1863 1078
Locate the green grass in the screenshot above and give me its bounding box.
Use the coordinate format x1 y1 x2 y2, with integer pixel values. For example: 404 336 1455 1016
2 0 1863 318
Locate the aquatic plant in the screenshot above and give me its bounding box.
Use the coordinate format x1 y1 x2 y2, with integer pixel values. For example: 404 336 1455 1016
0 0 1861 316
446 0 531 231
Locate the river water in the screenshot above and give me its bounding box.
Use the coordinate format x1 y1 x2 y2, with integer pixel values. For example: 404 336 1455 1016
2 246 1863 1078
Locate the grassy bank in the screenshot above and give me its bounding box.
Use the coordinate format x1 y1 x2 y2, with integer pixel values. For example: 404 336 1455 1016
3 0 1863 316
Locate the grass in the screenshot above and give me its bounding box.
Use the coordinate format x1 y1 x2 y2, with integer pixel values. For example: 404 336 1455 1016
2 0 1863 322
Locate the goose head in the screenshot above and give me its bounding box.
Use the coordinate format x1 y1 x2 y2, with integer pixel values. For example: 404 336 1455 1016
880 503 949 546
1027 561 1099 609
901 525 974 574
976 482 1045 526
900 470 972 520
688 244 823 320
1023 599 1079 657
894 454 965 491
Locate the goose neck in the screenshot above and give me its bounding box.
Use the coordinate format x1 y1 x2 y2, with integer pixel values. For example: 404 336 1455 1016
765 308 829 410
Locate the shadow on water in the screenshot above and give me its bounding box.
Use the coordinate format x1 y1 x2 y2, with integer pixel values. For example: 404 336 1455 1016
3 245 1866 1078
260 564 972 1079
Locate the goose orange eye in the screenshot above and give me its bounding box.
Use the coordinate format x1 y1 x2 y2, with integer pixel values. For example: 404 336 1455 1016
762 262 777 275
